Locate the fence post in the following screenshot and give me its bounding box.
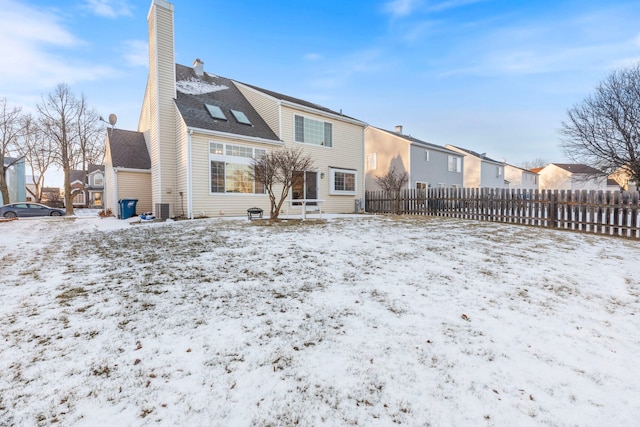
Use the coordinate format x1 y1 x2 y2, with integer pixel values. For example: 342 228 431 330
548 190 557 228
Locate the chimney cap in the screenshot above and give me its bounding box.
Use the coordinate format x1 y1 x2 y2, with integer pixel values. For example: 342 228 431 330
395 125 403 134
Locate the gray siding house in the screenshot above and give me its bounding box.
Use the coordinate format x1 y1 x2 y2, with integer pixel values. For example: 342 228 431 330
445 145 505 189
365 126 464 192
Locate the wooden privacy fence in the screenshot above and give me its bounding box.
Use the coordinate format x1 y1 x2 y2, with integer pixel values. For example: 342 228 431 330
365 188 640 238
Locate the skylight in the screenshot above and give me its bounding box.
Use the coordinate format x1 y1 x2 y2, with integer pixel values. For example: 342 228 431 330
231 109 252 125
205 104 227 120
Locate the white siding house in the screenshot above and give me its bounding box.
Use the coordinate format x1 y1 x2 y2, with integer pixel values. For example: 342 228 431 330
105 0 367 219
504 163 539 190
538 163 608 191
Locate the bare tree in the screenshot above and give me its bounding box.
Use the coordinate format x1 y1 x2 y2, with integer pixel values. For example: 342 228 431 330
16 113 56 202
560 62 640 186
518 158 548 171
73 96 105 200
37 83 83 215
375 165 408 214
0 98 23 204
251 147 314 219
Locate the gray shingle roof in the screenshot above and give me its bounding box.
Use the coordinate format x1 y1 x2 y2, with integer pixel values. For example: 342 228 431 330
238 81 360 121
372 127 460 154
552 163 605 175
107 129 151 169
447 145 503 164
174 64 280 141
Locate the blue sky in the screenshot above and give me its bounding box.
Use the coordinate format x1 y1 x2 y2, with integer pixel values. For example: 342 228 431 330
1 0 639 183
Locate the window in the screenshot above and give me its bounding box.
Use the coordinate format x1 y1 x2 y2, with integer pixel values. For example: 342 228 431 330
231 109 251 125
330 168 356 195
424 150 430 161
209 142 267 194
451 184 461 189
205 104 227 120
366 153 377 171
294 114 332 147
438 183 447 188
73 191 85 205
496 166 503 177
448 156 462 173
93 173 103 186
416 182 428 191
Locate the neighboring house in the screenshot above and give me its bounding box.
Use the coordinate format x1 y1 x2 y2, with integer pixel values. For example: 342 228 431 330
364 125 463 192
444 145 505 189
105 0 366 219
69 164 105 208
607 178 621 192
537 163 608 191
504 163 539 190
1 157 26 205
609 165 638 192
41 187 63 208
104 129 152 215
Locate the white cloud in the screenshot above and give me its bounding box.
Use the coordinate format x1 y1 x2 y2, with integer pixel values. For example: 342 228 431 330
383 0 422 18
122 40 148 68
0 0 118 92
304 53 322 61
83 0 133 18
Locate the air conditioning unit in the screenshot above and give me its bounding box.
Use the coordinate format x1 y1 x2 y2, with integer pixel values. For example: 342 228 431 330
155 203 172 219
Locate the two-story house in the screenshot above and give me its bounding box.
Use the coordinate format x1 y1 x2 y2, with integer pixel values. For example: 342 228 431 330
537 163 608 191
504 163 539 190
364 125 464 192
444 145 505 189
104 0 366 219
70 164 105 208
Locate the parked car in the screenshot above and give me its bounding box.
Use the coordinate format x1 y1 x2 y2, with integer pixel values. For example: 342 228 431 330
0 203 65 218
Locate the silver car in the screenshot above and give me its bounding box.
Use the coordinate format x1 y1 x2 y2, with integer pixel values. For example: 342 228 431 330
0 203 65 218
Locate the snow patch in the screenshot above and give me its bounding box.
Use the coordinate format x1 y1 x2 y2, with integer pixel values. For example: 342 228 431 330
176 77 228 95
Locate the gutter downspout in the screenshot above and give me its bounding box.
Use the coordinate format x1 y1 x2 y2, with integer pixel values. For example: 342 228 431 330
113 169 119 217
187 130 194 219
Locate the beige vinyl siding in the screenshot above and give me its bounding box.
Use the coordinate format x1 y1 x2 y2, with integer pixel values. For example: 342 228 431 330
188 133 272 217
148 1 177 210
137 84 151 133
116 171 152 215
235 83 280 137
175 114 188 209
104 142 116 214
364 127 410 192
281 105 365 214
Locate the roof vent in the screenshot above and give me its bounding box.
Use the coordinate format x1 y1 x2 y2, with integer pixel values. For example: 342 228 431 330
395 125 403 134
193 58 204 77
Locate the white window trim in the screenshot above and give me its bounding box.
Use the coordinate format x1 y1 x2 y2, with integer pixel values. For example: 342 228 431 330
448 155 462 173
208 141 267 195
366 153 377 171
329 167 357 195
294 114 333 148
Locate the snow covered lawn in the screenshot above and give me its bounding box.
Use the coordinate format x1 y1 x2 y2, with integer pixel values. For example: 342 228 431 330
1 214 639 426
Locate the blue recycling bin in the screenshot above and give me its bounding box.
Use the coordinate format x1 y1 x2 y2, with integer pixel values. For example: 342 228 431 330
118 199 138 219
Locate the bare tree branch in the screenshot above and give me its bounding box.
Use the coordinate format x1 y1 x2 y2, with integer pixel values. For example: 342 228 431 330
251 147 314 219
0 98 23 204
560 62 640 186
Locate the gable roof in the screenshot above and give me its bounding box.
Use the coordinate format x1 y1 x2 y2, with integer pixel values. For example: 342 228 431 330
174 64 280 142
371 126 460 154
239 81 363 123
107 129 151 170
505 163 538 174
88 164 105 174
446 145 503 164
551 163 605 175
